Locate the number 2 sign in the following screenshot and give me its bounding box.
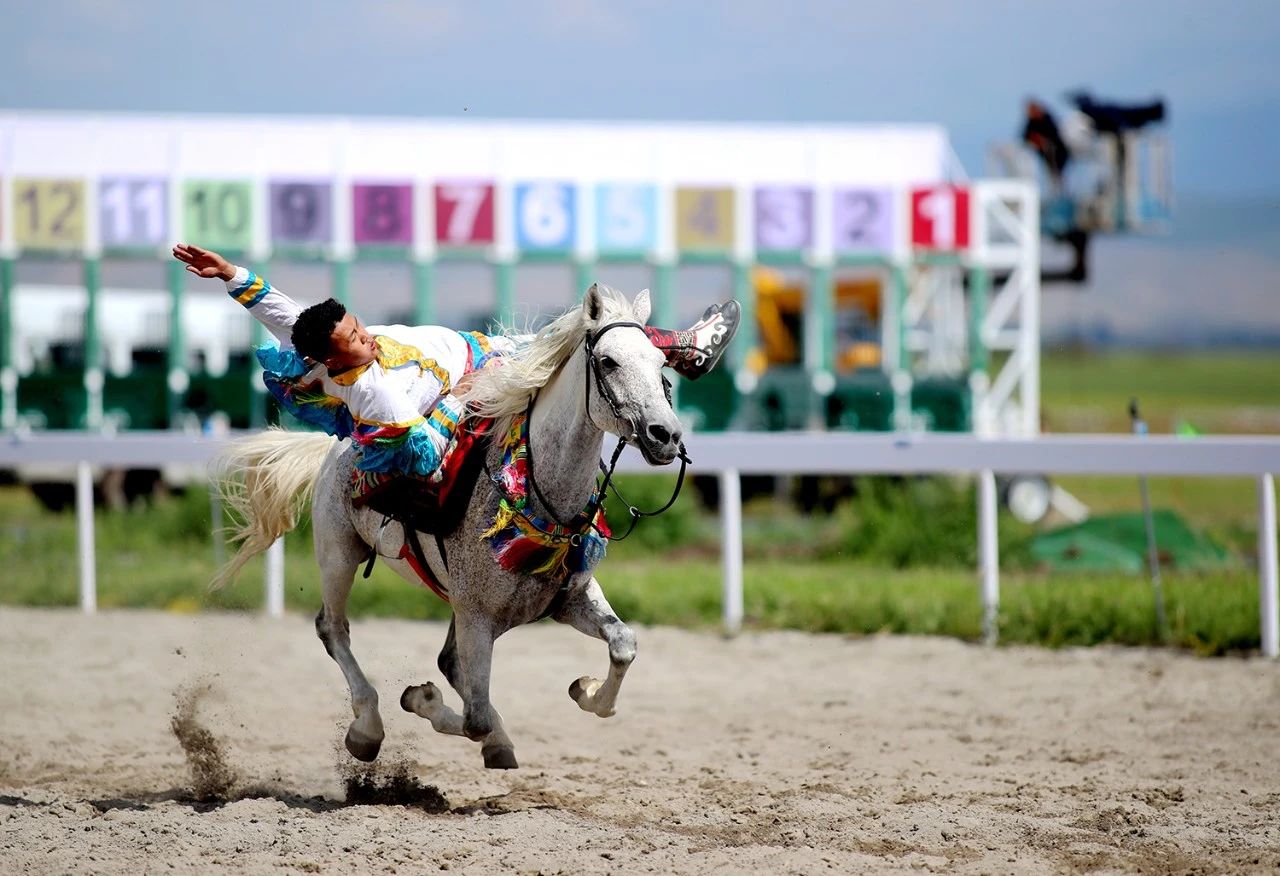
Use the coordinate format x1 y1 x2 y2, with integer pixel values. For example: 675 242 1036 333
911 186 970 250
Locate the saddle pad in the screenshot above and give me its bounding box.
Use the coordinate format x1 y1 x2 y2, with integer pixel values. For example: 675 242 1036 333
351 416 495 536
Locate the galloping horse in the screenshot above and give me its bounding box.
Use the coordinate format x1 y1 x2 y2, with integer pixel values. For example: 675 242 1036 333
212 285 683 769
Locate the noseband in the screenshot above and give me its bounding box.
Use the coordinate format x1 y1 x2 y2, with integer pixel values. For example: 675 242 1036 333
523 319 690 543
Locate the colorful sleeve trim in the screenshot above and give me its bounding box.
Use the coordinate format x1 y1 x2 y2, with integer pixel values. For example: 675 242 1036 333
261 372 355 438
351 419 442 477
459 331 499 373
228 270 272 309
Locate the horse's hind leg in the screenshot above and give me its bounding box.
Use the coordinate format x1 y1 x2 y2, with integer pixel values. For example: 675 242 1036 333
400 617 518 769
315 532 384 762
555 576 635 718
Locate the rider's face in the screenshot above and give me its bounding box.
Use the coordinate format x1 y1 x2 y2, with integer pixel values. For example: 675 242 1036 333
325 313 378 370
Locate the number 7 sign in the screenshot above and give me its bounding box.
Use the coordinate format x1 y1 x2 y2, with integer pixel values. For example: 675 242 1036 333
434 181 495 245
911 186 970 250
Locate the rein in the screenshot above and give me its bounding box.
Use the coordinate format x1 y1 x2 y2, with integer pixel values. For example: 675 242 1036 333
523 319 690 544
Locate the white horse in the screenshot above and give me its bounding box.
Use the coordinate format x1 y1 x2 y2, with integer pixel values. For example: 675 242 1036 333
212 284 683 769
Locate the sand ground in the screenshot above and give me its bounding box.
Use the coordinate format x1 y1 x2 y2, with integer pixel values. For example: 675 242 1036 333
1 606 1278 874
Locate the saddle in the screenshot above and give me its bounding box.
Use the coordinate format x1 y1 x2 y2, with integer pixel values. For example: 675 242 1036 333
351 417 496 601
352 417 495 534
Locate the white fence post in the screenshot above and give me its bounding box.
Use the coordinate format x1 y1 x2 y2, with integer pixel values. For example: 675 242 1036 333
1259 474 1278 659
75 461 96 614
978 468 999 645
266 537 285 618
720 468 743 637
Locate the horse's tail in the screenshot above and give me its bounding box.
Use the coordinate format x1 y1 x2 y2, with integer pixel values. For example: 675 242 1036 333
210 427 338 591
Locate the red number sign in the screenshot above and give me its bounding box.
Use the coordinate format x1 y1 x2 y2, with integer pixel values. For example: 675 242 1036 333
910 186 970 250
434 181 495 245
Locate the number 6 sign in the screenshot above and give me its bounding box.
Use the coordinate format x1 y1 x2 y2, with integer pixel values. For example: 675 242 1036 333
514 181 576 251
911 186 970 250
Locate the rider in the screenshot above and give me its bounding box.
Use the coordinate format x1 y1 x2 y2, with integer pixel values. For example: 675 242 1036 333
172 243 740 479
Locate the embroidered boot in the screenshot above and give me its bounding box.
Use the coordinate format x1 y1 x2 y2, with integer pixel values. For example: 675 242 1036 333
643 300 741 380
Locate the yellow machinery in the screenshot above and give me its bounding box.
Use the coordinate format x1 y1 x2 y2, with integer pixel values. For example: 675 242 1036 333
748 267 883 374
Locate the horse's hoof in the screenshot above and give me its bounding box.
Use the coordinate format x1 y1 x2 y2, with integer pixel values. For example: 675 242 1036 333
482 746 519 770
568 676 587 702
400 682 437 713
344 726 383 762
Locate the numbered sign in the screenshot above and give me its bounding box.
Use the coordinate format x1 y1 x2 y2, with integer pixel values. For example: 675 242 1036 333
270 181 332 245
183 181 252 251
833 187 895 254
353 183 413 246
12 178 86 250
754 186 813 251
911 186 970 250
514 181 576 251
595 183 657 254
100 178 168 249
434 181 495 246
675 187 734 252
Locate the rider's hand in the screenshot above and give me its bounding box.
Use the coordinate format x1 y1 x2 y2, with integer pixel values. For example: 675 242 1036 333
172 243 236 281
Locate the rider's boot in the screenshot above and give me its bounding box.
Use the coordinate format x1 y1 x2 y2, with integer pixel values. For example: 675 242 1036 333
644 300 741 380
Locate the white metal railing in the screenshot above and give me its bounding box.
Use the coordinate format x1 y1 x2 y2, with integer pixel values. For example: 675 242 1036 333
3 430 1278 654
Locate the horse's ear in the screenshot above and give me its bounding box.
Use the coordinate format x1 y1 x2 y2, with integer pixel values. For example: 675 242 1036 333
582 283 604 324
632 289 651 324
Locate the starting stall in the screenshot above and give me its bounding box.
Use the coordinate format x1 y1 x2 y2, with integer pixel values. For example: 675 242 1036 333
0 112 1040 440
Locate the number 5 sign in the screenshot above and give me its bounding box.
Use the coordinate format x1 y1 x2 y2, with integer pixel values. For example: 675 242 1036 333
911 186 970 250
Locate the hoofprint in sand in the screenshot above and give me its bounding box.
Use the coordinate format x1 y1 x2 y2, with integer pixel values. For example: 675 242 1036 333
1 607 1277 874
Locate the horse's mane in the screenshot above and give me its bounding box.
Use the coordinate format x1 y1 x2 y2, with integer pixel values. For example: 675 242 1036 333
460 284 638 420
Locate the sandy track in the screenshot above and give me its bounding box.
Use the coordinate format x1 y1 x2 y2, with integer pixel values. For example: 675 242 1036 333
1 606 1278 874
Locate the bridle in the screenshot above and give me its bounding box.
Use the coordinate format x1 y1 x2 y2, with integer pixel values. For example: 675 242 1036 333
523 319 690 543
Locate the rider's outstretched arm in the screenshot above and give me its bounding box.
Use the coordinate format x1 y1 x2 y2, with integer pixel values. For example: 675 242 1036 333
172 243 305 349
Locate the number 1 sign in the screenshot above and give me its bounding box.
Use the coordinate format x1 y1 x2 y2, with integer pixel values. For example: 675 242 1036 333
910 186 970 250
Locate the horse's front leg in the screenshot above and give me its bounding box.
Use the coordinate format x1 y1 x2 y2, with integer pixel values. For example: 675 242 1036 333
554 576 635 718
400 616 518 769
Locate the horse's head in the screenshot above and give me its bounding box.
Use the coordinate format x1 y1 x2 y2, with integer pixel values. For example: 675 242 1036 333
581 283 684 465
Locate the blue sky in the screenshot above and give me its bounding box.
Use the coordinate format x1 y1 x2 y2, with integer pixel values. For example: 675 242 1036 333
5 0 1280 342
3 0 1279 196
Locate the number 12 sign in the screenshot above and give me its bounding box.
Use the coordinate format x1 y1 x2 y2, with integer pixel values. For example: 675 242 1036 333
911 186 970 250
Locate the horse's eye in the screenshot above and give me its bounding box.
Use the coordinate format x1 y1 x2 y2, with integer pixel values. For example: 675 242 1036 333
599 355 620 371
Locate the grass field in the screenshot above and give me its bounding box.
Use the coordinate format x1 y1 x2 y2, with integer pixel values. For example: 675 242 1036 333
0 350 1272 654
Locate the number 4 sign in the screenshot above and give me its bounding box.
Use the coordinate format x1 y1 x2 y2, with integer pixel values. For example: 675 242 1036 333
911 186 970 250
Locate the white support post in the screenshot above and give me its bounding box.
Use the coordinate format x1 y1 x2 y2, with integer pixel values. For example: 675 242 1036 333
266 537 285 618
977 468 999 645
75 461 96 614
719 468 743 637
1259 473 1278 659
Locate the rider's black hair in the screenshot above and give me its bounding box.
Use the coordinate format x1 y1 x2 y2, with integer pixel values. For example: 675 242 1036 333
291 298 347 362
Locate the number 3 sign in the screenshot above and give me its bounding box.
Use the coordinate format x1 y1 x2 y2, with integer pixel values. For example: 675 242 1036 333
911 186 970 250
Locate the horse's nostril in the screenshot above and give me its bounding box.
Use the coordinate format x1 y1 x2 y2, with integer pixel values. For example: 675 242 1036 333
647 424 674 446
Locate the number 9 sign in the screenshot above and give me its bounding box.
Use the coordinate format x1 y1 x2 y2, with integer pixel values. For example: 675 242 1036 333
514 182 576 251
270 181 332 245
